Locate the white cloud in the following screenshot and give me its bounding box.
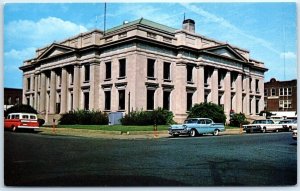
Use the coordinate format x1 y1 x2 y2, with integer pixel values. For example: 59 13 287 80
5 17 88 49
280 52 296 59
4 47 36 71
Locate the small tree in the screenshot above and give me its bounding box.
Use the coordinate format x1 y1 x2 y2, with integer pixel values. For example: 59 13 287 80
229 112 248 127
5 104 37 117
188 102 226 123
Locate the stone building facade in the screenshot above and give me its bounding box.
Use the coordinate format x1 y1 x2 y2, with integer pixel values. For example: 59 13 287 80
264 78 297 112
20 18 267 123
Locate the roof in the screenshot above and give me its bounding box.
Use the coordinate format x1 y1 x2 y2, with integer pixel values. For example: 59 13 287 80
105 18 177 34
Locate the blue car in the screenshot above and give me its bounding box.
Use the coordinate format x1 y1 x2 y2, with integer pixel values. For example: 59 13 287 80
168 118 225 137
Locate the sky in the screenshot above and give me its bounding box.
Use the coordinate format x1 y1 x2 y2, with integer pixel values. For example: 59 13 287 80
3 2 297 88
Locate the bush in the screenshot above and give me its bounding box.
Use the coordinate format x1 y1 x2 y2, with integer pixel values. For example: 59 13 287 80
120 108 175 126
229 113 249 127
59 110 108 125
5 104 38 117
188 102 226 123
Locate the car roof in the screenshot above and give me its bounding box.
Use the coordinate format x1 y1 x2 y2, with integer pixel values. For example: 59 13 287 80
8 113 37 115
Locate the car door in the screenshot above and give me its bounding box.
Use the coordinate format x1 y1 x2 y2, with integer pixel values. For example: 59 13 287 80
205 119 214 133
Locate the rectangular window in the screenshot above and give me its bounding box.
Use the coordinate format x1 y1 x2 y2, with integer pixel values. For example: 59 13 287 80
255 79 259 93
287 88 292 96
187 92 193 111
105 91 111 110
264 89 268 96
69 67 74 85
57 71 61 87
147 89 155 110
186 65 193 82
84 92 89 110
147 59 155 78
105 61 111 79
119 58 126 78
163 62 171 80
84 65 90 82
118 90 125 110
27 78 31 91
279 88 284 96
279 100 292 109
70 93 73 111
163 91 170 110
271 88 276 96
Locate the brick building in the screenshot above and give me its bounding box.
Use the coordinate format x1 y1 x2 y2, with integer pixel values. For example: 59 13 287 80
264 78 297 112
4 88 23 110
20 18 267 123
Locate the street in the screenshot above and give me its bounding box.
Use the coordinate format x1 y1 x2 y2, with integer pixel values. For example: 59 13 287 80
4 131 297 186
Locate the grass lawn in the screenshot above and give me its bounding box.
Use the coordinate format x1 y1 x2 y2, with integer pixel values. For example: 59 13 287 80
57 124 170 132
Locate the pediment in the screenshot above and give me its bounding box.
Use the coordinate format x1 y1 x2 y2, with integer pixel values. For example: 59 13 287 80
201 44 247 62
37 43 76 60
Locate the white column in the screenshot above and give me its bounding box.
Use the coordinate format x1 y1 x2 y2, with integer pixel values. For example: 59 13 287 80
224 71 231 119
60 67 67 113
34 74 38 109
211 68 218 104
40 72 46 112
243 76 250 115
196 65 204 103
73 65 81 110
174 62 187 122
49 70 56 114
236 73 243 113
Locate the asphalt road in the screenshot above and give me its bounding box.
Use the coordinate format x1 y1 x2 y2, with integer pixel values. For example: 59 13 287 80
4 131 297 186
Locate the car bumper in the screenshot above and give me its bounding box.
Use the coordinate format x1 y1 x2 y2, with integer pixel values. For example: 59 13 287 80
244 126 262 132
168 129 190 136
18 126 39 129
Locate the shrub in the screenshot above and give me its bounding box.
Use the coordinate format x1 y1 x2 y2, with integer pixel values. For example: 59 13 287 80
120 108 175 126
5 104 38 117
229 112 249 127
188 102 226 123
59 110 108 125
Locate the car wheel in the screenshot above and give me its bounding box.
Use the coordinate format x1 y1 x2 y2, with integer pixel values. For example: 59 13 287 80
289 127 293 132
262 127 266 133
172 134 179 137
190 129 197 137
275 129 279 133
213 129 219 136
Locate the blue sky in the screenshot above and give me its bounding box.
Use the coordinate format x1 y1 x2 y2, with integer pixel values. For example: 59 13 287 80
3 2 297 88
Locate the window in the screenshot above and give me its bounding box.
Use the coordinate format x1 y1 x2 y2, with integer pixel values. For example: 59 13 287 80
279 88 284 96
56 70 61 87
147 59 155 78
84 65 90 82
7 97 12 105
69 67 74 85
255 79 259 92
84 92 89 110
187 92 193 111
105 62 111 79
163 91 170 110
186 65 193 82
15 97 20 105
163 62 171 80
27 78 31 91
147 89 155 110
118 90 125 110
271 88 276 96
119 59 126 78
279 100 292 109
105 91 111 110
70 93 73 111
287 88 292 96
264 89 268 96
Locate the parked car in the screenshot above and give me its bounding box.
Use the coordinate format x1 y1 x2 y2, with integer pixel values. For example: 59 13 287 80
4 113 39 132
243 119 283 133
292 130 297 140
278 120 297 131
168 118 225 137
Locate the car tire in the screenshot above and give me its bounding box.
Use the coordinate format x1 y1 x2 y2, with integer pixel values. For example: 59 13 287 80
289 127 293 132
262 127 266 133
190 129 197 137
213 129 219 136
172 134 179 137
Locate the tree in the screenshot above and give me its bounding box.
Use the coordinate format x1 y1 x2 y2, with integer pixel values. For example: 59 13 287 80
5 104 37 117
188 102 226 123
229 112 249 127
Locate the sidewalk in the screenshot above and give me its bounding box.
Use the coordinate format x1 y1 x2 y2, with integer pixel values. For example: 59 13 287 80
38 127 244 139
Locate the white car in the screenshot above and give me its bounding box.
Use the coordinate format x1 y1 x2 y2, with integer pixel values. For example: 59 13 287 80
278 120 297 131
292 130 297 140
243 119 283 133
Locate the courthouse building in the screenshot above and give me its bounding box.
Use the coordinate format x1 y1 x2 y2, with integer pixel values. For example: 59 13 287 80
20 18 267 123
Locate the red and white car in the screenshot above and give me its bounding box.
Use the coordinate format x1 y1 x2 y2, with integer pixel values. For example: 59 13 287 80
4 113 39 132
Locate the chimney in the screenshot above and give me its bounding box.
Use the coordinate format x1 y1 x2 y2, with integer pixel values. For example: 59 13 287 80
182 19 195 33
